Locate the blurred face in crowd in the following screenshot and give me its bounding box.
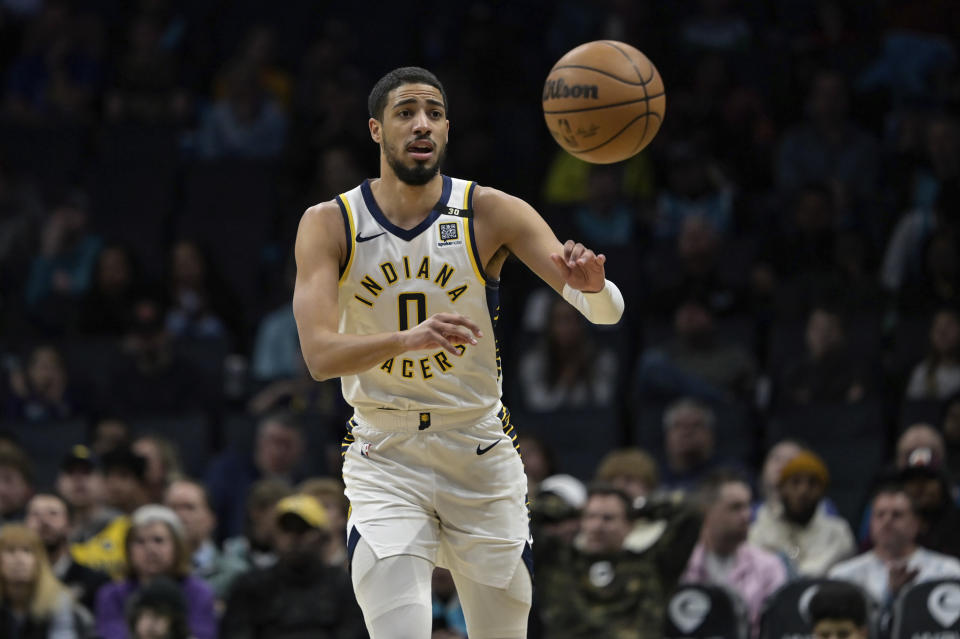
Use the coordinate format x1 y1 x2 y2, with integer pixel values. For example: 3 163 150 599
870 492 919 556
794 189 833 233
165 481 215 547
606 474 650 502
813 619 867 639
92 419 130 456
895 425 943 469
132 609 172 639
273 515 323 556
56 465 103 510
930 310 960 358
133 437 168 494
706 481 752 551
255 421 303 476
805 309 843 359
580 494 631 554
807 71 847 123
779 472 825 524
171 241 205 290
762 441 802 501
903 474 945 516
0 544 37 586
943 400 960 444
129 522 176 580
104 469 145 513
678 216 719 272
665 407 714 471
0 466 31 517
97 247 132 296
25 494 70 550
675 301 714 344
27 346 66 397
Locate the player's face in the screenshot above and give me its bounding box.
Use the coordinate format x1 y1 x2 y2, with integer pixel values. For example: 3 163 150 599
373 83 449 186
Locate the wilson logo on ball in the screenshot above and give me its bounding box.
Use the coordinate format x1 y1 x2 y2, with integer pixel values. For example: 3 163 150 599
542 78 598 101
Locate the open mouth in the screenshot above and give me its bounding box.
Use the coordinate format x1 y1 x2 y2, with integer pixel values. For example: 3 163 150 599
406 140 435 160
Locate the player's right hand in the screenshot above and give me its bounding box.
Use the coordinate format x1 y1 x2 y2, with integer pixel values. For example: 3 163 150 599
399 313 483 356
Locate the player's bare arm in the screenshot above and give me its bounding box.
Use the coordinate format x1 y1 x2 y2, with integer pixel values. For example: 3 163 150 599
472 186 624 324
293 202 483 381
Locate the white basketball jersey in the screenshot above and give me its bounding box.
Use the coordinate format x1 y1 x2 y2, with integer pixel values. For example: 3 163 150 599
336 175 502 413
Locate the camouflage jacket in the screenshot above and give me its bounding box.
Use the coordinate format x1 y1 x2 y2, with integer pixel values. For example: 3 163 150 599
534 500 702 639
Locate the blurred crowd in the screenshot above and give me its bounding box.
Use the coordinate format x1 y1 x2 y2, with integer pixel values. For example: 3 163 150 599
2 0 960 637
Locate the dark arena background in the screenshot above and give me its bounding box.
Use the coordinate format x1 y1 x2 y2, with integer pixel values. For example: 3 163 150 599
1 0 960 637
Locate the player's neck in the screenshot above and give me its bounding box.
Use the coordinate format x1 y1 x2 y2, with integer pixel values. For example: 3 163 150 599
371 170 444 229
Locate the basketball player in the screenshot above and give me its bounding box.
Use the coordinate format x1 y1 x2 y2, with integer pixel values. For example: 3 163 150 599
293 67 624 639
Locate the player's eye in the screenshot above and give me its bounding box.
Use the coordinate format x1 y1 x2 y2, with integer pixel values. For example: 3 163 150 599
431 110 443 118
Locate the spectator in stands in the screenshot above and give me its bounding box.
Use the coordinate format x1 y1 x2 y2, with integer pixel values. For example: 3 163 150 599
222 478 292 570
297 477 348 568
206 412 305 539
96 505 217 639
517 297 618 411
829 483 960 605
126 576 192 639
754 439 804 515
77 244 141 336
530 474 585 548
55 444 119 542
637 298 756 402
808 581 870 639
2 1 103 121
25 492 109 611
90 417 131 456
133 434 183 506
645 215 745 317
749 449 856 576
941 394 960 484
250 258 301 383
658 398 732 492
0 524 94 637
164 240 240 345
196 61 287 160
653 141 735 240
25 189 102 324
682 470 787 635
595 448 659 508
71 445 149 578
110 295 207 415
213 25 291 109
104 13 190 124
775 69 879 212
568 163 636 249
776 305 867 406
905 308 960 400
898 446 960 558
535 483 701 639
899 228 960 312
4 344 80 421
221 494 365 638
0 442 33 524
164 478 247 602
0 160 44 302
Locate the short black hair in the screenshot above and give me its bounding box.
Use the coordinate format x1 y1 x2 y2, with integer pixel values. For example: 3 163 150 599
809 582 868 627
586 482 634 520
368 66 448 121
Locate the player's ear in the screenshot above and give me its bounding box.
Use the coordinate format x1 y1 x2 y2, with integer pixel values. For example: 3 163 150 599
369 118 382 144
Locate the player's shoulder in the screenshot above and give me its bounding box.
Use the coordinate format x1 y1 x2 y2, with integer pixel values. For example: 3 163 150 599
471 185 537 221
299 199 345 236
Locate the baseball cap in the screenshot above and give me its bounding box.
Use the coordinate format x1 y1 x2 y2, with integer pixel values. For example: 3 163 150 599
59 445 97 472
100 446 147 481
275 494 329 531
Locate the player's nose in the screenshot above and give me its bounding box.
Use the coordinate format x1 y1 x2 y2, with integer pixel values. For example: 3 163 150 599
411 109 431 133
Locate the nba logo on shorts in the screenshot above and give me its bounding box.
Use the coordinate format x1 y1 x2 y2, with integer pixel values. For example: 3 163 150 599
437 222 462 247
360 441 371 457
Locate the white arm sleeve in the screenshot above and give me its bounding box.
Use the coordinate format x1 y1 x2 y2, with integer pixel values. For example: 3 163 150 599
562 279 625 325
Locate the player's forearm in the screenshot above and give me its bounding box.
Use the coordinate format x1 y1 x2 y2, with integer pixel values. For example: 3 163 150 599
301 330 406 381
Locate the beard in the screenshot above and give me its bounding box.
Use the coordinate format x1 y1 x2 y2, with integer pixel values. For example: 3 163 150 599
383 135 447 186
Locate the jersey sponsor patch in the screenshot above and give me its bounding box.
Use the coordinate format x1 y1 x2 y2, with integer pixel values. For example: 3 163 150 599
437 222 463 247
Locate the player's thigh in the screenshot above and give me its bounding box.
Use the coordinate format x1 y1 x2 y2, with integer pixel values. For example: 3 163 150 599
351 538 434 639
450 563 532 639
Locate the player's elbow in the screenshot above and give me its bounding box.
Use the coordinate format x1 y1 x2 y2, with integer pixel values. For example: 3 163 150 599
302 351 335 382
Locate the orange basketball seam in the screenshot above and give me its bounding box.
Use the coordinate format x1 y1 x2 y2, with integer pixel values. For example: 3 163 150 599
543 92 665 114
548 64 657 87
598 40 646 83
567 112 663 155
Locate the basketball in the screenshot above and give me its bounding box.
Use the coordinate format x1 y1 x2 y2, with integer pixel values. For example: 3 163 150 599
542 40 665 164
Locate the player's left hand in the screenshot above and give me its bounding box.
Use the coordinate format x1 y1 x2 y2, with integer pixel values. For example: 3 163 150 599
550 240 606 293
